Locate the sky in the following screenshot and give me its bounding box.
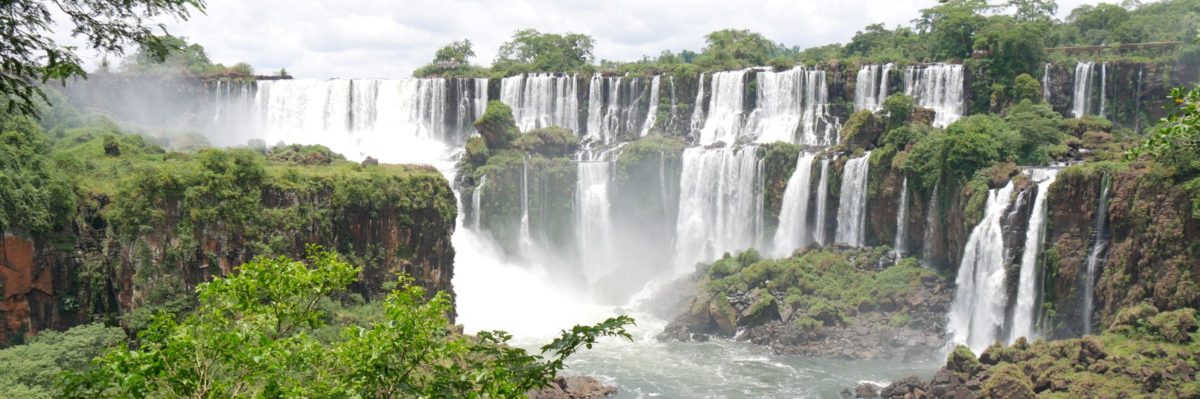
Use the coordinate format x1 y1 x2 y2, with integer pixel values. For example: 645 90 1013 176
58 0 1122 79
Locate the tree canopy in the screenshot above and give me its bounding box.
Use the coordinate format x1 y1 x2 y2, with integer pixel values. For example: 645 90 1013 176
493 29 596 73
0 0 205 117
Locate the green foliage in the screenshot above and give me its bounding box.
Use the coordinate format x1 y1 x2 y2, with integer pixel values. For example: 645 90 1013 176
511 127 579 157
1061 115 1113 137
706 248 940 328
414 39 490 78
494 29 595 74
475 100 521 150
694 29 781 70
905 114 1020 190
60 249 634 398
0 324 125 399
0 0 204 117
1130 86 1200 179
1011 73 1042 104
916 0 990 60
266 143 346 165
881 94 914 130
1004 99 1064 164
0 115 77 234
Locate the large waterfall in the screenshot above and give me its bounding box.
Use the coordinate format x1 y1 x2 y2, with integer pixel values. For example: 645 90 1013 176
750 67 835 145
253 78 485 163
813 157 832 246
689 73 707 136
698 70 749 146
1071 62 1108 119
501 73 580 133
577 159 616 283
674 147 763 273
904 64 965 128
641 75 662 136
1010 169 1059 342
772 152 818 257
586 74 650 144
835 153 871 247
947 181 1016 354
854 64 893 112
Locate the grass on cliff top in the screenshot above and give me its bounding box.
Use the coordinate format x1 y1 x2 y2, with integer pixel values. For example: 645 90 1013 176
705 247 942 327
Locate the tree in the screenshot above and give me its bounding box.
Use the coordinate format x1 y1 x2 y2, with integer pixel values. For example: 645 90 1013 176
60 248 634 398
433 39 475 66
494 29 595 73
123 35 213 74
1130 86 1200 178
694 29 778 69
0 0 206 117
1004 99 1063 164
915 0 990 60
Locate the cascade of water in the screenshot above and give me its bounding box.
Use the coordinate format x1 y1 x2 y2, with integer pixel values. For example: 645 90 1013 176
641 76 662 136
501 73 579 133
1011 169 1059 342
1072 62 1095 118
472 175 487 229
923 183 940 262
835 153 872 247
772 153 818 257
904 64 964 127
668 76 678 125
450 77 490 140
1135 66 1144 131
519 157 534 250
253 79 452 162
699 70 748 145
854 64 892 112
690 73 707 136
894 177 909 257
674 147 762 273
1099 63 1107 119
1083 178 1111 335
813 157 832 246
1042 63 1052 103
577 159 616 282
751 67 834 145
948 181 1017 354
586 75 650 144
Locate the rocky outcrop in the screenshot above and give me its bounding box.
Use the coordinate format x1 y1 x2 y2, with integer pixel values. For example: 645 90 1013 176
0 161 457 345
658 247 952 360
528 376 617 399
1044 162 1200 338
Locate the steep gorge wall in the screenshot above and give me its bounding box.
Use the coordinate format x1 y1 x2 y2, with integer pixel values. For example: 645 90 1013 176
0 162 456 345
1044 163 1200 338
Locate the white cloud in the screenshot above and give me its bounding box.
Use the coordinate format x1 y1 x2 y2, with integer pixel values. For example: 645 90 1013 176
52 0 1128 79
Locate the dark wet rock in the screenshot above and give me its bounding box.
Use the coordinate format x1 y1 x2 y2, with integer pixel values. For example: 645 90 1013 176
880 375 927 398
528 376 616 399
855 382 880 398
361 156 379 166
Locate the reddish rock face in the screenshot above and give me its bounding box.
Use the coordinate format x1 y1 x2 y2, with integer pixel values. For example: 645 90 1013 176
1 235 41 341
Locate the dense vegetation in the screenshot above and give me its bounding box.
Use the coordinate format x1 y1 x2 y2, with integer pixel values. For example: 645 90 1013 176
413 0 1200 78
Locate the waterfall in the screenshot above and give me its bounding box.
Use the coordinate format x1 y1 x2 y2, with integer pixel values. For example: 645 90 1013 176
1083 178 1111 335
450 77 490 141
641 75 661 136
577 159 616 282
813 157 832 246
674 147 762 273
689 73 707 136
772 152 818 257
698 70 749 146
1072 62 1095 118
835 153 871 247
668 76 677 125
904 64 964 127
1135 66 1144 131
588 74 652 143
1099 63 1107 119
519 157 534 250
500 73 579 133
472 175 487 229
1042 63 1052 103
947 181 1016 354
923 183 940 262
854 64 892 112
751 67 835 146
894 177 909 257
1010 168 1058 342
253 78 455 162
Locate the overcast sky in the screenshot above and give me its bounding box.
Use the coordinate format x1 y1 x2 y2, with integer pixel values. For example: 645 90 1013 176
61 0 1122 79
